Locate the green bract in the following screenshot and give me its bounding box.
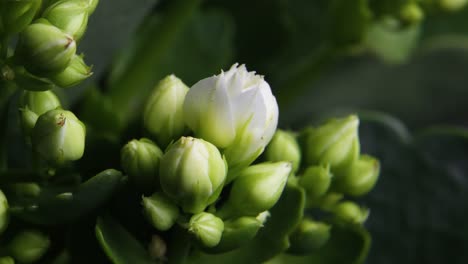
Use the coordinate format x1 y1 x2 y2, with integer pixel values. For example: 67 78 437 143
159 137 227 214
183 64 279 175
301 115 360 175
142 192 179 231
19 90 61 136
32 109 86 165
16 21 76 74
336 154 380 196
144 74 189 147
121 138 163 192
189 212 224 248
43 0 90 41
265 130 301 173
218 161 291 218
0 190 8 235
8 230 50 263
1 0 42 35
49 54 92 87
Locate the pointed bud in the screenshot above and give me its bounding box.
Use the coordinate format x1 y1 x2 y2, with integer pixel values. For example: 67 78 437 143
160 137 227 214
298 165 332 199
333 201 369 225
300 115 360 175
1 0 42 34
0 190 8 235
264 130 301 173
184 64 279 173
8 230 50 263
218 162 291 218
439 0 468 11
43 0 89 41
142 192 179 231
0 257 14 264
336 155 380 196
32 109 86 165
207 214 265 253
14 67 55 92
121 138 163 193
19 90 61 137
16 21 76 75
189 212 224 248
288 218 331 255
144 75 189 147
49 54 92 88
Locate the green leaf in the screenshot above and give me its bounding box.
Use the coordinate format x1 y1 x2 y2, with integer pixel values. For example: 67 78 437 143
190 183 306 263
95 215 153 264
265 225 370 264
10 169 126 225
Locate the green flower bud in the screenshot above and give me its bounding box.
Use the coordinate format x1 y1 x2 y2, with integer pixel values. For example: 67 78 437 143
400 2 424 26
207 215 264 253
142 192 179 231
160 137 227 214
8 230 50 263
218 162 291 218
439 0 468 11
14 67 55 91
16 21 76 75
300 115 360 175
32 109 86 165
43 0 89 41
0 190 8 235
189 212 224 248
0 257 14 264
49 54 92 87
336 155 380 196
143 75 189 147
19 90 61 137
86 0 99 14
333 201 369 225
1 0 42 35
121 138 163 193
288 218 331 255
298 165 332 199
264 130 301 173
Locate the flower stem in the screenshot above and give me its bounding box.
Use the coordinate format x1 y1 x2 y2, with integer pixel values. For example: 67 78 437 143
167 225 191 264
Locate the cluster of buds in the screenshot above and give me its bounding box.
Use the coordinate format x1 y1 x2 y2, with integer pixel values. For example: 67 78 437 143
262 115 380 254
121 64 292 252
1 0 97 90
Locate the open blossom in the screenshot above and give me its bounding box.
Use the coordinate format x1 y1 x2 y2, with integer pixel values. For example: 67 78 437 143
183 63 278 171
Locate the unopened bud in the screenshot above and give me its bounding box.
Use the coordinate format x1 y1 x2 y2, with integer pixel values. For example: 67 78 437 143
121 138 163 193
264 130 301 173
8 230 50 263
32 109 86 165
43 0 89 41
333 201 369 225
300 115 360 175
49 54 92 87
19 90 61 137
400 2 424 26
218 162 291 218
298 165 332 199
16 21 76 75
288 218 330 255
144 75 189 147
142 192 179 231
189 212 224 248
336 155 380 196
439 0 468 11
160 137 227 214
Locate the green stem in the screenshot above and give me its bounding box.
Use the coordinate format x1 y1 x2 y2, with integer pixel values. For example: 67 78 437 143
167 225 191 264
107 0 202 132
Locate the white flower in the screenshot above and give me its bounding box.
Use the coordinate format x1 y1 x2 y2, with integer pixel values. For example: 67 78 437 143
183 63 279 171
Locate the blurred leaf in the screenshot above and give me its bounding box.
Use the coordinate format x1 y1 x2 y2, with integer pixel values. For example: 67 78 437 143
10 169 125 225
95 215 153 264
265 225 370 264
190 183 306 263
